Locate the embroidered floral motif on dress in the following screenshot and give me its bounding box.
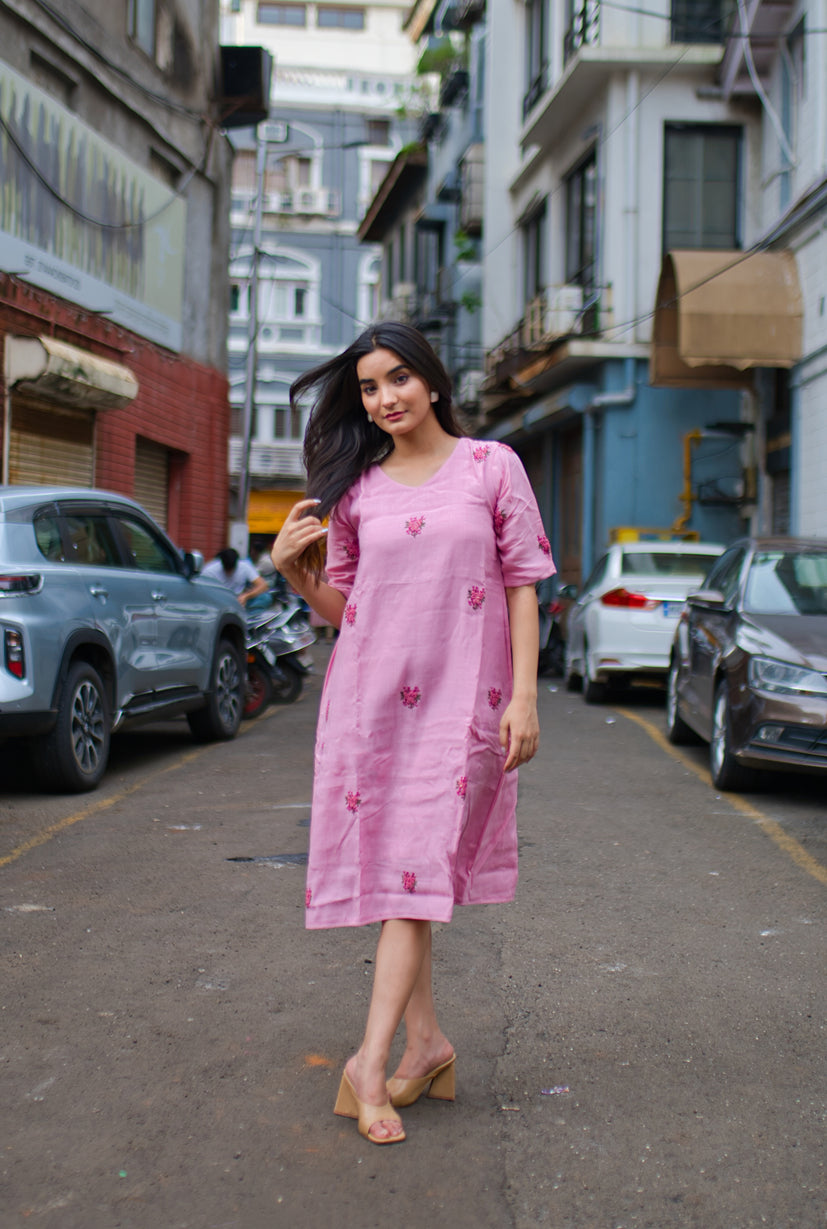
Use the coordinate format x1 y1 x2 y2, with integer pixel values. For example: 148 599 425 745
473 445 491 463
400 685 421 709
401 871 417 893
493 506 507 533
305 888 312 907
467 585 486 610
344 603 357 626
488 687 503 710
537 534 551 556
342 538 359 562
455 776 468 798
345 790 361 813
405 515 426 537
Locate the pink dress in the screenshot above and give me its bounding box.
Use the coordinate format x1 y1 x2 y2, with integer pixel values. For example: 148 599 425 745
305 438 555 929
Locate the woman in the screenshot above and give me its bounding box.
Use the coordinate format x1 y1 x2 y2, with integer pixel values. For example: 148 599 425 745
272 322 554 1145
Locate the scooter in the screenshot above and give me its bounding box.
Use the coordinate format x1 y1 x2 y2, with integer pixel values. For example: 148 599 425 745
537 593 569 677
244 597 316 718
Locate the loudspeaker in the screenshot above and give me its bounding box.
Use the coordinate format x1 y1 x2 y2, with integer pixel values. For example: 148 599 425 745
218 46 273 129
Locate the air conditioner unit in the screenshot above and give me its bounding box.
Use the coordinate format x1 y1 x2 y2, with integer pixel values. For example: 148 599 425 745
260 120 288 144
292 187 340 216
267 191 294 212
387 282 417 321
457 369 484 404
544 284 584 339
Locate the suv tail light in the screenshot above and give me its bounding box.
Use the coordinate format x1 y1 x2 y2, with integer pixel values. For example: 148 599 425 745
0 573 42 596
4 628 25 678
601 587 660 611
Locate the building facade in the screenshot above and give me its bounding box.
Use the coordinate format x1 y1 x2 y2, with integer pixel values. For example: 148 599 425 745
716 0 827 537
358 0 487 410
219 0 418 547
481 0 807 583
0 0 234 556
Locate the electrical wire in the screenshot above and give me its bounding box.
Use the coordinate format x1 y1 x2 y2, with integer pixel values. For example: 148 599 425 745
0 111 215 229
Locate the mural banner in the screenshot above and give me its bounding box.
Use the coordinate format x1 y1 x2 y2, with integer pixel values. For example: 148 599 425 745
0 62 185 351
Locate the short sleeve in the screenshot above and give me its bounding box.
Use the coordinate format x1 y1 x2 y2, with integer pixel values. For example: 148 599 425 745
324 484 361 599
490 445 556 587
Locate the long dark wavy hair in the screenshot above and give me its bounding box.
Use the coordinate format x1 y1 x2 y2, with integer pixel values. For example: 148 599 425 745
292 322 465 576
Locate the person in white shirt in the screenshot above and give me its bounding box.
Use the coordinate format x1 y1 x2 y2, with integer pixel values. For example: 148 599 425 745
201 547 269 607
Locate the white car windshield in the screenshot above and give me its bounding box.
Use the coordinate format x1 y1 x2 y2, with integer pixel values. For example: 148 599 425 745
621 551 720 577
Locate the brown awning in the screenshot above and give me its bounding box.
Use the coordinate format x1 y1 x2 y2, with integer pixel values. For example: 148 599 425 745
650 250 802 388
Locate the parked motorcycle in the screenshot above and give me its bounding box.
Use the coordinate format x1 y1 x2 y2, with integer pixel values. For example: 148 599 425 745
537 582 577 677
244 596 316 719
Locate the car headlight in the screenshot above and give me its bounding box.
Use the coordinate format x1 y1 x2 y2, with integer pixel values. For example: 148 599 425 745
748 657 827 697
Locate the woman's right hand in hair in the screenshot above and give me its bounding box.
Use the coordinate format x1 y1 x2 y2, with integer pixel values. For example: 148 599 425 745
270 499 327 577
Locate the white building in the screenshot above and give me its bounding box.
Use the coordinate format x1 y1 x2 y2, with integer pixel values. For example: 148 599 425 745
720 0 827 536
481 1 809 580
219 0 417 545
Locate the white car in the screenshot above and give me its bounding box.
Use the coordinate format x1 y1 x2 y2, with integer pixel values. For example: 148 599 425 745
564 540 724 703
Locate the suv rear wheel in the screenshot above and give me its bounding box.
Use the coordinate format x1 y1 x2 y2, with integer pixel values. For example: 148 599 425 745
187 638 243 742
30 660 111 793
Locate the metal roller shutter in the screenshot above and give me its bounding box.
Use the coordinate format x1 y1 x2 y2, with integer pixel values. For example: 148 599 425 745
134 438 169 527
9 397 95 486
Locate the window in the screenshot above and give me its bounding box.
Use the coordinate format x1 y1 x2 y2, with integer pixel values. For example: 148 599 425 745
127 0 156 56
704 547 746 606
522 203 546 305
415 224 443 295
113 515 179 574
671 0 726 43
63 515 120 567
565 152 597 289
523 0 548 117
367 119 390 145
257 2 306 26
317 6 365 28
663 125 740 252
274 405 303 440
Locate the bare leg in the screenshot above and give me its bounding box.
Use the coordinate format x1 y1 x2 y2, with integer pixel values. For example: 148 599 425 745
391 924 454 1080
344 918 431 1141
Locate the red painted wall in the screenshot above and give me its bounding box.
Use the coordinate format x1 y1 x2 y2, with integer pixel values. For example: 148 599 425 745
0 275 230 558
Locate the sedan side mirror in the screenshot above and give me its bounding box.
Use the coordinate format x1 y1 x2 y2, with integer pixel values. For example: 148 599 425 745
687 588 729 611
183 549 205 579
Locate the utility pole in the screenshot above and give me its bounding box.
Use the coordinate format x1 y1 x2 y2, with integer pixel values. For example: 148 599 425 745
230 129 267 557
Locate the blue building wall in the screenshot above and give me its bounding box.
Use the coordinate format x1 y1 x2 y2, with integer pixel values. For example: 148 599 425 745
595 362 746 553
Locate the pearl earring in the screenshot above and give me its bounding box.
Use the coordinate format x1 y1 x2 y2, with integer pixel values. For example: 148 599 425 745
430 390 439 403
366 411 372 421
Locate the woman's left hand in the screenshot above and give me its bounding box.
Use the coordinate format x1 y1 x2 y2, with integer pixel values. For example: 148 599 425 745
499 695 540 773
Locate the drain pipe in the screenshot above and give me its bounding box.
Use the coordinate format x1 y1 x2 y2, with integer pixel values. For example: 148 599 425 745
580 358 637 578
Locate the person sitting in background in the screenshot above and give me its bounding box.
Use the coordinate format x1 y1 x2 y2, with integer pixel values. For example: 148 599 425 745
201 547 269 608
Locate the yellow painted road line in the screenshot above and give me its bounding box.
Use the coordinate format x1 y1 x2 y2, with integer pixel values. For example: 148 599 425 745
0 688 299 870
616 706 827 888
0 747 208 869
0 696 298 870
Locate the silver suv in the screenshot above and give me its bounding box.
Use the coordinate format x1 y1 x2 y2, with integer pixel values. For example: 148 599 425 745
0 486 246 792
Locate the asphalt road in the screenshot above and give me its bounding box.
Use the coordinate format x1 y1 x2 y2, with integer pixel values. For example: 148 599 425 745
1 650 825 1229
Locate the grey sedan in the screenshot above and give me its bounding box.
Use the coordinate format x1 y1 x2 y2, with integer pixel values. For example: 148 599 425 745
667 537 827 789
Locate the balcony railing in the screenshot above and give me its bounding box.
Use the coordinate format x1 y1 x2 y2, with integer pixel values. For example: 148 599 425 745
563 0 600 65
228 438 305 480
485 283 610 384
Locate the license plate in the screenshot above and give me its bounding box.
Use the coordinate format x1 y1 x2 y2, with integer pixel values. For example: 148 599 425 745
662 601 683 617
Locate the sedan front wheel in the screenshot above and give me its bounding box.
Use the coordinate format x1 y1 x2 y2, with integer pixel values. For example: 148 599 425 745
710 680 752 791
